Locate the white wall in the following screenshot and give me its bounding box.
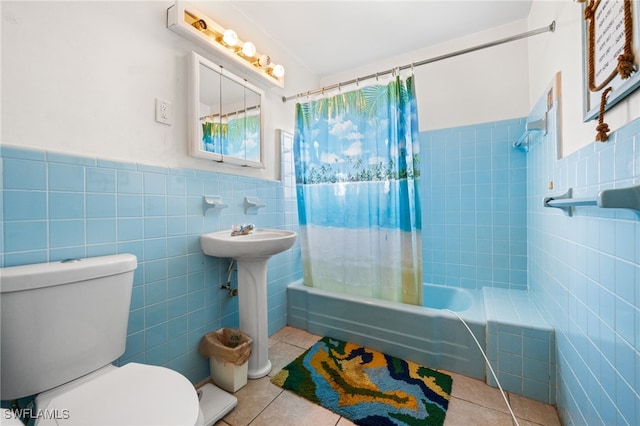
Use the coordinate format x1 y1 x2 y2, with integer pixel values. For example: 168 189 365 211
4 1 638 173
320 20 532 132
1 1 318 181
320 1 640 158
527 1 640 157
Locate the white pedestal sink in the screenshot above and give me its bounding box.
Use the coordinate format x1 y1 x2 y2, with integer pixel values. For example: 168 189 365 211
200 228 297 378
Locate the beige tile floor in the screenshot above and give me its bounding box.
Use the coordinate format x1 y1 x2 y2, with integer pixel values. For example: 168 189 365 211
214 326 562 426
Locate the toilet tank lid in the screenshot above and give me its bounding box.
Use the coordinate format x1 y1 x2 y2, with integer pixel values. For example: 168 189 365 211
0 254 137 293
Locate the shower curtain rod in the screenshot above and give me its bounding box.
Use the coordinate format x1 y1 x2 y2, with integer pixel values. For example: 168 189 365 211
282 21 556 103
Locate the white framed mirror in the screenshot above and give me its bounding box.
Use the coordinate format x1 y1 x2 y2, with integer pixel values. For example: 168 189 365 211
189 51 264 168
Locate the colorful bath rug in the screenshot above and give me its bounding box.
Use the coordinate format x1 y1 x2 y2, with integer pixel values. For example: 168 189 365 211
271 336 452 426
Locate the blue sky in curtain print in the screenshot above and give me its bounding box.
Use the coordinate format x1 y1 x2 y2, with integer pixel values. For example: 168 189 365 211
294 77 420 185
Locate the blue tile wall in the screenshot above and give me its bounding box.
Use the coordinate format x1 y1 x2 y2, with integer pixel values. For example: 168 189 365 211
420 118 528 290
0 145 301 385
526 111 639 425
484 287 556 403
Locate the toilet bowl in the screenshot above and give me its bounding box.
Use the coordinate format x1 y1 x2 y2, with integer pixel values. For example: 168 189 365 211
34 364 203 426
0 255 208 426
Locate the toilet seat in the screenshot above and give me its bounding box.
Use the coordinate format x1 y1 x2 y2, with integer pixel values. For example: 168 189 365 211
35 363 201 426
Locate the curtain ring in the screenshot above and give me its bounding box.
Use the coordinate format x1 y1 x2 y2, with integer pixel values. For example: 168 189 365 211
375 73 379 81
356 77 359 87
338 82 341 92
411 63 415 75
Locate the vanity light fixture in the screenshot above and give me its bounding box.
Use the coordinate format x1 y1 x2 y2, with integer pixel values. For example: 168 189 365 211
167 2 285 88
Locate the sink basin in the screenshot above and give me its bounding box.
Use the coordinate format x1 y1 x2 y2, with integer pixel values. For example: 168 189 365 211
200 229 297 260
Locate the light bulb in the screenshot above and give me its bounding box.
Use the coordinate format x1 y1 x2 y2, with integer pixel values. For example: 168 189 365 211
222 29 238 47
258 54 271 69
191 19 207 31
272 64 285 78
241 41 256 58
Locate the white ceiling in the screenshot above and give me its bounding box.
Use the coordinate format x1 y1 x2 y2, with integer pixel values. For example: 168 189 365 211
224 1 533 77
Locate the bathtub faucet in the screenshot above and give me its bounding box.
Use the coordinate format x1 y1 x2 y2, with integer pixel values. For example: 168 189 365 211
231 223 255 236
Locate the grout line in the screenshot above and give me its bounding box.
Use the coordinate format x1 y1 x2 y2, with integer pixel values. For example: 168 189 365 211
246 388 285 425
450 395 521 422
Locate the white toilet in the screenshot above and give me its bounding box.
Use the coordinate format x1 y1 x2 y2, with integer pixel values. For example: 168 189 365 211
0 254 208 426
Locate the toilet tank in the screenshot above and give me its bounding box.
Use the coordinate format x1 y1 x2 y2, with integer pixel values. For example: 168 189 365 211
0 254 137 400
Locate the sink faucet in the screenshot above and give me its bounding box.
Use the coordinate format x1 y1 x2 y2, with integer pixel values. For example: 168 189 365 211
231 223 255 236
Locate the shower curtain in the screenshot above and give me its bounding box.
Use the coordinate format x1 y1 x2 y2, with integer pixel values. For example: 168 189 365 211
293 74 422 305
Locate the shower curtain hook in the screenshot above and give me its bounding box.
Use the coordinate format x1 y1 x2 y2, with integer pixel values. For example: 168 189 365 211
356 77 359 87
375 72 379 82
411 63 415 75
338 82 341 92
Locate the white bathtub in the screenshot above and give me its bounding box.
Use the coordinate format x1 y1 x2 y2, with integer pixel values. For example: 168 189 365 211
287 281 488 380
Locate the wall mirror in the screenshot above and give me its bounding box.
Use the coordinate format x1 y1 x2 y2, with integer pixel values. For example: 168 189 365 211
189 51 264 168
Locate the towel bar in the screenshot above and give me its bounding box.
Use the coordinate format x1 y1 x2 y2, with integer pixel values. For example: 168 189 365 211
543 185 640 216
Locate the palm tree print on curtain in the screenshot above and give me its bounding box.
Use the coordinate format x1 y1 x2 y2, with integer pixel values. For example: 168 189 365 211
294 75 422 305
202 114 261 162
202 121 226 153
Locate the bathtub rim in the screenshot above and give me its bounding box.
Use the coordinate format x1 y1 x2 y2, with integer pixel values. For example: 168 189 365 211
286 279 489 380
287 280 486 325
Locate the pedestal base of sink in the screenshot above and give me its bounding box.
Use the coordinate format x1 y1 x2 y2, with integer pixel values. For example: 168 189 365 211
248 360 272 379
237 258 271 379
